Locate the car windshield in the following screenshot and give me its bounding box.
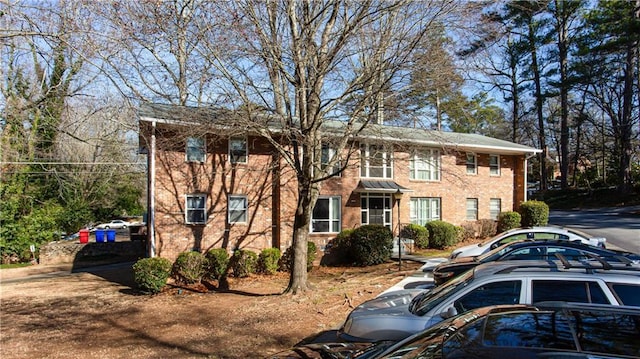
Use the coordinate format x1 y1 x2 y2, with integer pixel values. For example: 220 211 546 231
409 270 475 316
475 241 524 262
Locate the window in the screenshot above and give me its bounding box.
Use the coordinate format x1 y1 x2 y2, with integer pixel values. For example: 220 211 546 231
228 195 247 223
410 149 440 181
611 284 640 306
466 198 478 220
321 144 341 175
489 198 501 220
483 312 575 349
410 198 441 225
531 280 610 304
186 137 205 162
466 153 477 175
489 154 500 175
311 197 341 233
229 137 247 164
453 280 522 313
185 194 206 224
360 144 393 178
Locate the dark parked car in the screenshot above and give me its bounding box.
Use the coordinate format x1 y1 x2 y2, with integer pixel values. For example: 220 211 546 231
269 302 640 359
433 240 640 285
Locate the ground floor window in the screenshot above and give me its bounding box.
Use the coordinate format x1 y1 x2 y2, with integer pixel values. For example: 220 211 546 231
466 198 478 220
490 198 501 220
311 196 341 233
409 197 440 225
186 194 206 224
228 195 248 223
360 193 392 230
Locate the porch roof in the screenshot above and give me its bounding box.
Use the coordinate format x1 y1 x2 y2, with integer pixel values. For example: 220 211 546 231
355 180 413 194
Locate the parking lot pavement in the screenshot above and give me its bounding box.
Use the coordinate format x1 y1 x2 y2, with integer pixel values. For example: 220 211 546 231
378 258 447 296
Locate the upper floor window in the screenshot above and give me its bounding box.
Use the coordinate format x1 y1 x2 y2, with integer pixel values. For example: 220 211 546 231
186 137 205 162
466 153 477 175
185 194 206 224
321 144 341 176
311 196 341 233
466 198 478 220
410 149 440 181
410 197 441 225
360 144 393 178
489 198 501 220
490 154 500 176
229 137 247 164
228 195 247 223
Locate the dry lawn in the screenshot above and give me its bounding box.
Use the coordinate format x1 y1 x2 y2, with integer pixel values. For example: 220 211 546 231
0 260 424 359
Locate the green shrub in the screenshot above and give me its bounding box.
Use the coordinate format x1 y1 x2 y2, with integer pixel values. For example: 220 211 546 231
258 248 281 275
425 220 461 249
172 251 207 284
400 224 429 249
518 200 549 227
278 241 316 272
478 219 498 238
204 248 229 280
497 211 521 232
349 225 393 266
132 257 173 294
230 249 258 277
323 229 354 265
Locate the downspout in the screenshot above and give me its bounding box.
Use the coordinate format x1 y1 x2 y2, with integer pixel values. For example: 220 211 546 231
524 152 537 202
149 120 157 257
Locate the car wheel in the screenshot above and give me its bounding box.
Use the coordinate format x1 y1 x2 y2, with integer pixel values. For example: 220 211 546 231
105 226 110 229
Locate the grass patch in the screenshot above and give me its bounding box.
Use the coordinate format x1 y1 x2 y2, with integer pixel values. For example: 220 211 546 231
411 247 453 258
0 262 33 269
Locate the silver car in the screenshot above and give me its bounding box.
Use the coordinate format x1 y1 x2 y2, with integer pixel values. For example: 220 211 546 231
338 259 640 342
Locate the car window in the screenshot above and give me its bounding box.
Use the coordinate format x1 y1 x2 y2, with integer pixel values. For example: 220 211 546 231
566 309 640 356
500 247 545 261
410 271 475 316
442 318 484 357
532 280 610 304
482 312 576 350
453 281 522 313
495 234 528 247
610 284 640 306
545 247 588 260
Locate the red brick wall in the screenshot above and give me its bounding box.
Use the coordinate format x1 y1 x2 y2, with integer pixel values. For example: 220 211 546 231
150 130 527 260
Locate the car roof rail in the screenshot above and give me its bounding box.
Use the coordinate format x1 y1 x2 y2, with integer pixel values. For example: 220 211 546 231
490 255 640 275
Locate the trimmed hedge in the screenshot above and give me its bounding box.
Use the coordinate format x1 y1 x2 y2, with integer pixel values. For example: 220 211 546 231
172 251 207 284
518 200 549 227
230 249 258 278
258 248 281 275
425 220 461 249
279 241 316 272
132 257 173 294
348 225 393 266
205 248 229 280
400 223 429 249
497 211 521 232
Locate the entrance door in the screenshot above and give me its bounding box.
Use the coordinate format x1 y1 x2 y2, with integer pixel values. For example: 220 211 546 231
361 193 392 229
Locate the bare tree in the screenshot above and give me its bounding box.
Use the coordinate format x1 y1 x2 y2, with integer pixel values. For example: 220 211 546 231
190 0 459 293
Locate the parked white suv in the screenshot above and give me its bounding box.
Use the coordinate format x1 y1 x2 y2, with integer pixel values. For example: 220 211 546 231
338 259 639 342
450 226 606 259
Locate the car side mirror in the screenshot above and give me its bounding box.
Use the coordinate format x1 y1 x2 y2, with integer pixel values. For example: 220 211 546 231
441 306 458 319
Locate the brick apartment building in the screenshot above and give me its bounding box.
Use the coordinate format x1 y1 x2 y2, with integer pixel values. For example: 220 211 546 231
138 103 541 261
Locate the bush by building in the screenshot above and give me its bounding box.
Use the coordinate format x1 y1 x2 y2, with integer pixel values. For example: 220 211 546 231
132 257 173 294
519 200 549 227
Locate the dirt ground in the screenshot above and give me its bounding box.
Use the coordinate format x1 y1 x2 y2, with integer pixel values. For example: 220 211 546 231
0 260 424 359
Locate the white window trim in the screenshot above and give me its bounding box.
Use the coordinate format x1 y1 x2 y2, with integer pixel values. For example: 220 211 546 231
409 197 441 225
360 144 393 179
490 154 501 176
410 149 441 181
466 198 478 220
229 137 248 164
489 198 501 220
360 192 393 229
466 153 477 175
185 137 206 163
320 144 341 177
228 195 248 224
311 196 341 233
185 194 207 224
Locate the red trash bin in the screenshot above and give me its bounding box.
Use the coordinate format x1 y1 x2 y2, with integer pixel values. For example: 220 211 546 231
79 229 89 244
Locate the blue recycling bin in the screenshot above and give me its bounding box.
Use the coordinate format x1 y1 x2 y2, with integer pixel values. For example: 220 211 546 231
106 229 116 242
95 229 105 243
